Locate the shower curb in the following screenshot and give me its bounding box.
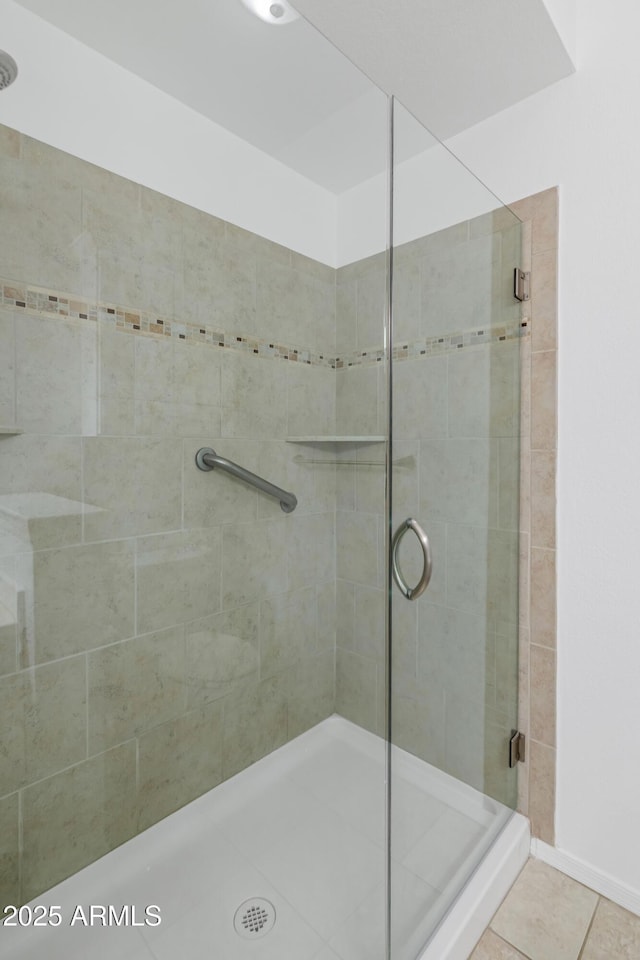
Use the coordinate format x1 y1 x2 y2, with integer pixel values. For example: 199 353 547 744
417 812 530 960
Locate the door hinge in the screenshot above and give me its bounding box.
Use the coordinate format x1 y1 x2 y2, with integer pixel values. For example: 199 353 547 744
514 268 530 302
509 730 526 768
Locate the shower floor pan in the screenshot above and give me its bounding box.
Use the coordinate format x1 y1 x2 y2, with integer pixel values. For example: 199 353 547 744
1 716 528 960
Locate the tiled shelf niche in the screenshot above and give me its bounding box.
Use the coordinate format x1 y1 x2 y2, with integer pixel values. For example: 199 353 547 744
0 426 22 436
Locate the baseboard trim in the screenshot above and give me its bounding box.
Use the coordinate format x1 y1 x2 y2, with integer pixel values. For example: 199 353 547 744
531 839 640 917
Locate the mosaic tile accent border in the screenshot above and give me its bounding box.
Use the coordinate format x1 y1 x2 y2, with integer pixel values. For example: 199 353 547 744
337 319 529 368
0 280 333 368
1 278 529 370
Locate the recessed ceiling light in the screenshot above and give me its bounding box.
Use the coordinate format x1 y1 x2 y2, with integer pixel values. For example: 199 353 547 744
239 0 300 25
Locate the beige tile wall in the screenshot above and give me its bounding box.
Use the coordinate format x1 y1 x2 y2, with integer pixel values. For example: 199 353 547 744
333 192 558 836
510 188 558 843
0 119 558 907
335 215 525 809
0 126 338 905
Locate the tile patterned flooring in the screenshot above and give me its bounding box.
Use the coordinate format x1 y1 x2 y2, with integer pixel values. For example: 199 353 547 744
470 859 640 960
0 716 511 960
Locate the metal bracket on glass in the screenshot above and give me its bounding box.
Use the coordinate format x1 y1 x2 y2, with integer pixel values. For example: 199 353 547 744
391 517 432 600
195 447 297 513
509 730 526 768
514 267 531 302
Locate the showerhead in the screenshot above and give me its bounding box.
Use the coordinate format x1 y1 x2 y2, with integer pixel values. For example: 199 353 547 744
0 51 18 91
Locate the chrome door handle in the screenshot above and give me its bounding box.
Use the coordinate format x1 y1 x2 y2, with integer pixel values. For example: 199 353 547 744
391 518 432 600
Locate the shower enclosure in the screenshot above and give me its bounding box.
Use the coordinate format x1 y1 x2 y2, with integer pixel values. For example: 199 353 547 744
0 4 524 958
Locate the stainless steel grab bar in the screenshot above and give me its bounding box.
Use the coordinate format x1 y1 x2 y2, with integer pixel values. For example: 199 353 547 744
195 447 297 513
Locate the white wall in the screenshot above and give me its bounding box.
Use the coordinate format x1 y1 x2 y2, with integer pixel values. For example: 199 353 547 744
445 0 640 898
0 0 337 265
541 0 577 64
337 136 510 266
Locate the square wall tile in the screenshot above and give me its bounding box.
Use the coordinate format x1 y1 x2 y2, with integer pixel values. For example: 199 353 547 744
222 675 288 779
260 587 316 679
531 450 556 549
336 648 378 734
336 365 380 436
531 250 558 352
530 644 556 746
0 313 15 427
88 626 186 753
390 684 445 769
99 322 135 400
393 356 447 441
256 254 334 351
418 602 493 708
15 315 97 435
222 519 288 608
510 188 558 257
392 252 421 344
336 278 357 355
530 548 556 649
316 579 336 653
448 342 520 439
186 603 259 708
336 579 356 650
21 742 137 903
93 188 183 319
419 437 499 527
286 650 335 739
0 615 16 677
137 702 224 831
0 434 83 502
29 539 135 664
531 350 557 451
0 793 19 910
182 209 251 332
336 511 379 588
23 656 87 784
287 363 336 439
0 156 88 294
356 260 386 349
0 672 26 795
287 512 335 591
136 528 222 634
82 437 182 541
222 351 287 441
0 124 20 158
353 584 385 660
529 741 556 843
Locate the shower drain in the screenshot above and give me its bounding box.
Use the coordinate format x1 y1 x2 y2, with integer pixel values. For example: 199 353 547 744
233 898 276 939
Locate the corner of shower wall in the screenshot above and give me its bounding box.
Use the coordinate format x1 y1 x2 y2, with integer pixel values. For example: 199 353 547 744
334 251 388 738
387 207 523 809
509 186 559 845
0 121 342 905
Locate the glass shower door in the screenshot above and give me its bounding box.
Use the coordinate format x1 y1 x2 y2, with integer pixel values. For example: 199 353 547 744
388 99 524 958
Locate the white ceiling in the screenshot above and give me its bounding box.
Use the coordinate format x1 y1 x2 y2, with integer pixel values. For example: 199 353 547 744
292 0 576 143
13 0 574 193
